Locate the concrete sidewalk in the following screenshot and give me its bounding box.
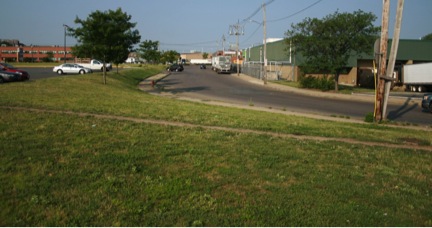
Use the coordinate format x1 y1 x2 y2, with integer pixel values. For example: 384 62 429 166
138 72 170 89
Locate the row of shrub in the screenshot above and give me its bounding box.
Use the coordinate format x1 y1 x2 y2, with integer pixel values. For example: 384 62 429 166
299 75 334 91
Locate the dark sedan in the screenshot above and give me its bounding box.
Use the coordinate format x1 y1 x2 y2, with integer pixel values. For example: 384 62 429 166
166 64 184 72
0 69 21 83
0 63 30 81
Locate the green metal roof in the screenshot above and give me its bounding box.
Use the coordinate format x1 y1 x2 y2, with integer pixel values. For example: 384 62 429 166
243 39 432 66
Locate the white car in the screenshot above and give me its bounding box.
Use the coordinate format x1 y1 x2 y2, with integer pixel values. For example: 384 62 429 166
53 63 93 75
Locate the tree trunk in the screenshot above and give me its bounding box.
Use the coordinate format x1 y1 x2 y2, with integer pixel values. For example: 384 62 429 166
103 62 107 85
334 73 339 92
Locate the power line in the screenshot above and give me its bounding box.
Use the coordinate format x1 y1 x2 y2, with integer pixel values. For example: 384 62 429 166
267 0 323 23
159 40 218 47
241 0 276 23
241 24 262 44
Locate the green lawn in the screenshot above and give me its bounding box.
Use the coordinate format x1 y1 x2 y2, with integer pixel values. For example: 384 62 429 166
1 66 431 226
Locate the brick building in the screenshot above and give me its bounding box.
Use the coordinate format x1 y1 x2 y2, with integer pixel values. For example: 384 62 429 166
0 45 73 63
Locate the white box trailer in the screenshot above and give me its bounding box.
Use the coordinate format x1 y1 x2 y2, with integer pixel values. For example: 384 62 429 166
403 62 432 92
211 56 231 74
190 59 211 65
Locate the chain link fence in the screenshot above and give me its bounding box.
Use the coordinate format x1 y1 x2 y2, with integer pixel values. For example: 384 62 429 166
241 61 294 81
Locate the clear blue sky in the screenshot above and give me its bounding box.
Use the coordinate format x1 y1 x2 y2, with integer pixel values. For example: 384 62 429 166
1 0 431 53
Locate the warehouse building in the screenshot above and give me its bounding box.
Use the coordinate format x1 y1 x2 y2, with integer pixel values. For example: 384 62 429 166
242 39 432 87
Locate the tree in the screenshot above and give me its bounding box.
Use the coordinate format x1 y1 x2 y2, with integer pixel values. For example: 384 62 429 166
42 52 54 62
70 8 140 84
202 52 209 59
421 33 432 40
161 50 180 64
285 10 380 91
138 40 160 64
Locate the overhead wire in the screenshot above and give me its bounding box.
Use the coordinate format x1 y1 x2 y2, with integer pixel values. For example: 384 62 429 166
240 0 324 47
241 24 263 45
241 0 276 24
159 0 323 51
267 0 323 23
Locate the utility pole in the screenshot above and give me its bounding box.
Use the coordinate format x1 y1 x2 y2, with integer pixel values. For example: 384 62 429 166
63 24 70 63
375 0 390 122
222 35 226 52
382 0 404 118
262 3 268 84
229 20 244 76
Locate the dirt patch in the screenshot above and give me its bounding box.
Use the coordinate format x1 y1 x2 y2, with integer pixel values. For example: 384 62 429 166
2 106 431 152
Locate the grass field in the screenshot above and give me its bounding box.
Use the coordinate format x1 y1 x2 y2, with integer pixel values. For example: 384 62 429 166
1 66 431 226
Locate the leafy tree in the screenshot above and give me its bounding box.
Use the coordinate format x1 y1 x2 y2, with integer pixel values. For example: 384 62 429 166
112 46 131 73
421 33 432 40
70 8 140 84
285 10 380 91
138 40 160 64
0 41 13 46
42 52 54 62
202 52 209 59
161 50 180 64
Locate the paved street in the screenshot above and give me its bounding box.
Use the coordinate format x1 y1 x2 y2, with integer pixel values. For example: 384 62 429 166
145 65 431 125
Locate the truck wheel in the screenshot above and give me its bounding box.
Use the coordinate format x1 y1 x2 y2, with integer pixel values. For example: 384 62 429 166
57 70 63 75
0 77 4 83
418 86 424 93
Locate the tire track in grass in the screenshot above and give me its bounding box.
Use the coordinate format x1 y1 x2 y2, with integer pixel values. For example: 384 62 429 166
2 106 432 152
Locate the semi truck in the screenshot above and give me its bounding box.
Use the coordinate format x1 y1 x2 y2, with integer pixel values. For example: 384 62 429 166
403 62 432 92
211 56 231 74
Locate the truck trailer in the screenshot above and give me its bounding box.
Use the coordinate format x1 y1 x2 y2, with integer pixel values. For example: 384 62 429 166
211 56 231 74
190 59 211 65
403 62 432 92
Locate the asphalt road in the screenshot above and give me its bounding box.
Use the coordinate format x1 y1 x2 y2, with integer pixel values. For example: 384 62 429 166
154 65 431 125
20 67 58 80
20 66 431 125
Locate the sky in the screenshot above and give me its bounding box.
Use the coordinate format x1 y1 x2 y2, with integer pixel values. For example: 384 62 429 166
1 0 431 53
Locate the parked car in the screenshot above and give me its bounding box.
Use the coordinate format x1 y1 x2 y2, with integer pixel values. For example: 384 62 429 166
0 62 30 81
0 68 21 83
166 64 184 72
200 64 206 69
422 94 432 113
53 63 93 75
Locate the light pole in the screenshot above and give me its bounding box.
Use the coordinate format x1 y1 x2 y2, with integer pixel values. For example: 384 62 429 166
250 16 267 84
262 3 267 84
63 24 70 63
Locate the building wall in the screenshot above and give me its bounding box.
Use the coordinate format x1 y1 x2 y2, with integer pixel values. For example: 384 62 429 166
181 52 212 62
0 46 73 62
243 39 432 86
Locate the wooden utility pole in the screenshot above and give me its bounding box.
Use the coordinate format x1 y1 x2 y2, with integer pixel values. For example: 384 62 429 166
382 0 404 118
375 0 390 122
262 3 268 84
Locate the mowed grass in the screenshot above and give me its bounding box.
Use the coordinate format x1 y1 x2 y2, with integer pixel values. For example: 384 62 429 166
1 66 432 226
